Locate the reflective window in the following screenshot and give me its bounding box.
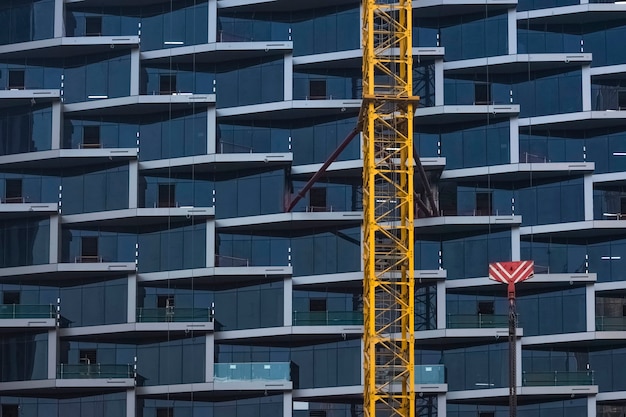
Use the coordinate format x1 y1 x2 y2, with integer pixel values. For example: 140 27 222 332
291 227 361 277
291 6 360 56
517 0 578 12
415 11 508 60
218 11 289 42
217 122 290 154
63 52 131 103
420 120 510 169
138 223 206 273
0 218 50 267
514 178 585 226
59 278 128 327
62 229 136 264
216 233 289 267
448 399 587 417
61 165 129 215
0 105 52 155
0 333 47 382
0 0 54 45
214 169 285 218
0 172 59 204
136 337 205 386
439 231 512 279
293 69 361 100
443 343 508 390
140 396 283 417
140 176 213 209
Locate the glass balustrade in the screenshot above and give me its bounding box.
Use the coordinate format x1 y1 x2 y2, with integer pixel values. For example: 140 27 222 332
522 371 594 386
57 364 134 379
0 304 55 319
214 362 291 382
136 307 212 323
292 311 363 326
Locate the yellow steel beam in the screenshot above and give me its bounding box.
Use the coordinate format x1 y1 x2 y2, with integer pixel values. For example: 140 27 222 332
362 1 416 417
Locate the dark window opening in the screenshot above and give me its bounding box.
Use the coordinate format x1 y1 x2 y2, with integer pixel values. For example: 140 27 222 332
2 291 20 305
157 408 174 417
310 299 327 312
4 179 22 203
157 295 175 309
475 83 492 105
478 413 495 417
1 405 19 417
80 236 99 262
309 80 327 100
82 126 101 148
79 349 97 365
158 184 176 208
8 70 25 90
85 16 102 36
619 91 626 110
622 304 626 317
309 187 327 212
475 192 492 216
478 301 495 315
310 411 327 417
160 75 177 95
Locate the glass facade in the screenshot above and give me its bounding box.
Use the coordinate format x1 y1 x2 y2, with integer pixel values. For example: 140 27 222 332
0 1 621 417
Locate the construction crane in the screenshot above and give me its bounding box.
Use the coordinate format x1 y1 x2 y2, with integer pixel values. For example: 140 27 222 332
362 2 416 417
285 2 420 417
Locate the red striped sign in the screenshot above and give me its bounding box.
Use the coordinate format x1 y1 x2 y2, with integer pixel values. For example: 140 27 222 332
489 260 534 284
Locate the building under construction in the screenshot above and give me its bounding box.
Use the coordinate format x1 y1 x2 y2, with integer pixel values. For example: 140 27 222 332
0 0 624 416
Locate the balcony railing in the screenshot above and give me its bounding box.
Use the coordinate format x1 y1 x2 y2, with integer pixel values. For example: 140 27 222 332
214 362 291 382
0 304 55 319
522 371 594 386
447 314 510 329
292 311 363 326
596 316 626 331
136 307 212 323
57 364 134 379
416 365 445 384
215 254 250 267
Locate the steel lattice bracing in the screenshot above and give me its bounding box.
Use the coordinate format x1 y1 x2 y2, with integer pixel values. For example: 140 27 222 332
362 1 416 417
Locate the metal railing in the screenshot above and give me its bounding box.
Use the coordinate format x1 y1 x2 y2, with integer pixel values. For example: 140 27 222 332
218 140 254 154
136 307 212 323
596 316 626 331
0 304 55 319
57 364 134 379
446 313 510 328
292 311 363 326
214 362 291 382
522 371 594 386
214 254 250 267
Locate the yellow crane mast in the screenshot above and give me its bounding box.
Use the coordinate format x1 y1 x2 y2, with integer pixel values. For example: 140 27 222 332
362 1 417 417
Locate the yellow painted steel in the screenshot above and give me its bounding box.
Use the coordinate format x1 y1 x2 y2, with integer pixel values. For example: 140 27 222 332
362 1 416 417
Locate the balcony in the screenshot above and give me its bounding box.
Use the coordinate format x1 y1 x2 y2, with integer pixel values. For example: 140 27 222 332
416 365 445 384
136 307 212 323
0 304 55 319
596 316 626 331
447 314 509 329
57 364 134 379
522 371 594 386
214 362 291 382
292 311 363 326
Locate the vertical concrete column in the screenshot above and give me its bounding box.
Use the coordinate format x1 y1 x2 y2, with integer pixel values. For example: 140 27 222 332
587 396 597 417
205 333 214 382
48 329 57 379
510 117 519 164
582 65 592 111
284 53 293 101
508 8 517 55
586 283 595 332
128 160 138 209
511 227 521 261
206 220 215 267
436 280 446 329
54 0 64 38
437 394 447 417
207 106 217 154
208 0 218 43
126 389 136 417
584 174 594 221
51 101 62 150
434 59 444 106
283 392 293 417
284 277 293 326
127 274 137 323
49 214 60 263
130 49 141 96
